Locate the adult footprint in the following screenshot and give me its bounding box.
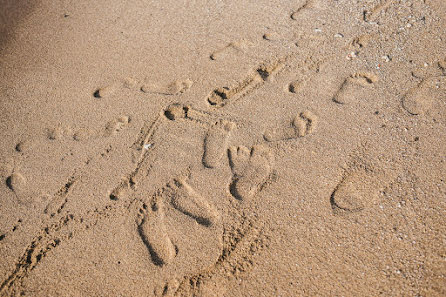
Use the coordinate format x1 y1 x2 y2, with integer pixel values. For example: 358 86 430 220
228 145 273 200
263 110 317 142
166 178 219 227
202 120 236 168
137 197 177 266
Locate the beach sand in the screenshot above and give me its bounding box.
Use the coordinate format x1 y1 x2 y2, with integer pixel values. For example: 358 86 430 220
0 0 445 296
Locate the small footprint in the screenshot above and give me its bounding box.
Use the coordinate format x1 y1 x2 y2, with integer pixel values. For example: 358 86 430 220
263 110 318 142
401 75 446 116
137 197 177 266
6 172 26 195
332 72 378 104
166 178 219 227
290 0 315 20
47 125 72 140
363 0 394 23
351 34 376 50
15 140 34 153
202 120 236 168
93 78 140 99
141 79 193 96
210 40 250 61
287 80 304 93
104 116 130 137
330 170 371 213
262 32 281 41
228 145 273 201
93 85 118 99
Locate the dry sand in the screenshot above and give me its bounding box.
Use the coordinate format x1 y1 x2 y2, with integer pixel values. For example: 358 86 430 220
0 0 445 296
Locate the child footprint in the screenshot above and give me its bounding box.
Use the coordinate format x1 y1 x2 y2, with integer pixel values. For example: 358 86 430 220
263 111 317 142
166 178 220 227
137 197 177 266
202 120 236 168
228 145 273 200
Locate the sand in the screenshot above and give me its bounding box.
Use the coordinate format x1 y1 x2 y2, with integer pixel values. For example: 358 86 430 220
0 0 445 296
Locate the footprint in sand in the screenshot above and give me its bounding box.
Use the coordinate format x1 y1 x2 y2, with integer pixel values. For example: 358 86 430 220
363 0 394 23
6 172 26 194
104 116 130 137
165 178 220 227
137 197 177 266
93 78 140 98
202 120 236 168
141 79 193 96
330 161 397 215
287 79 305 93
290 0 315 20
330 170 373 213
93 85 118 99
228 145 273 201
401 75 446 116
332 72 379 104
210 40 251 61
263 110 318 142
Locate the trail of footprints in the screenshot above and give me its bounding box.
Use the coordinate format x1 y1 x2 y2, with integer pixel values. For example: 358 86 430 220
4 23 434 293
93 77 193 99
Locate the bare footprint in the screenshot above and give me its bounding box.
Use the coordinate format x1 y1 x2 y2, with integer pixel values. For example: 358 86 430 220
330 153 398 215
264 110 318 142
141 79 193 96
104 116 130 137
290 0 315 20
228 145 273 200
202 120 236 168
287 79 305 93
93 85 118 99
6 172 27 196
332 72 379 104
166 178 219 227
210 40 251 60
137 197 177 266
330 170 372 213
401 75 446 116
363 0 394 23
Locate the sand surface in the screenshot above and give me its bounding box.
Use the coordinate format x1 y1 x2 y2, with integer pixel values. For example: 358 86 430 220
0 0 445 296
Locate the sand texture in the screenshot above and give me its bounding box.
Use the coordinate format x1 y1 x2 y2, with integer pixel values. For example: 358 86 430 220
0 0 445 296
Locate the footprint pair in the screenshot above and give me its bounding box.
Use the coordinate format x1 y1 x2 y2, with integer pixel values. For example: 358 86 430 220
137 178 219 266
